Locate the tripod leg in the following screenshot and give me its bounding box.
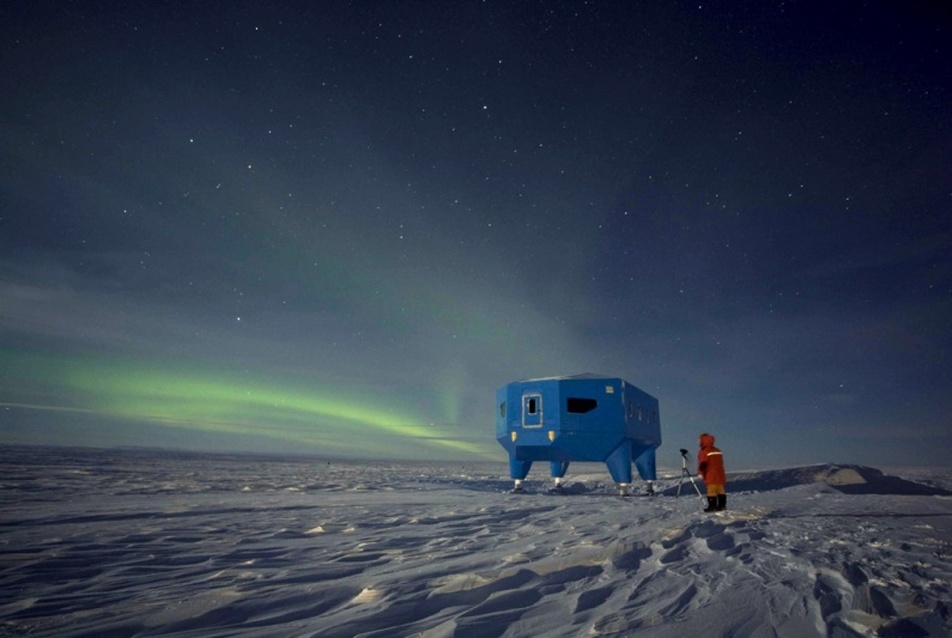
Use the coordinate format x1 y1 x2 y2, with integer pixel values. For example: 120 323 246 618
676 467 695 498
690 476 704 498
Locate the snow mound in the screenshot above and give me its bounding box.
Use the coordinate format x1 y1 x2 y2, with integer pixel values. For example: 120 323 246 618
723 463 952 495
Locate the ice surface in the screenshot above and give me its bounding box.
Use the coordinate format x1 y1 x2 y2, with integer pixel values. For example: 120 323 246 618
1 447 950 637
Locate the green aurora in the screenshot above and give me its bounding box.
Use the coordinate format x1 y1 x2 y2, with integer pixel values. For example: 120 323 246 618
2 351 496 459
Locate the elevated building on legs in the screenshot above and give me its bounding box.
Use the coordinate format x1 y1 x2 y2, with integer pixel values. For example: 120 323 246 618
495 374 662 495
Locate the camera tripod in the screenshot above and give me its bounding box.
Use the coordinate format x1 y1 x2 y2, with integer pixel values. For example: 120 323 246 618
676 448 704 498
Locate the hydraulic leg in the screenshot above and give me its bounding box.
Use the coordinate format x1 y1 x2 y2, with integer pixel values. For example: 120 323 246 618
509 457 532 493
605 443 633 496
549 461 570 491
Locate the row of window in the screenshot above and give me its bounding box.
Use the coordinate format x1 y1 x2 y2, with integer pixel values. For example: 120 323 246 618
627 401 658 424
499 398 657 423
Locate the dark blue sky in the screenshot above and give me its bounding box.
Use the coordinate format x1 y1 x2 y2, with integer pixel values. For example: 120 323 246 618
1 1 950 468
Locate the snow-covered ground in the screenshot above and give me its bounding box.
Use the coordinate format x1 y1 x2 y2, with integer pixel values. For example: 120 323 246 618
1 447 950 637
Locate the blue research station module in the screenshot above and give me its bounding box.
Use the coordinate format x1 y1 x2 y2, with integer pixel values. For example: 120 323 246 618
495 374 662 495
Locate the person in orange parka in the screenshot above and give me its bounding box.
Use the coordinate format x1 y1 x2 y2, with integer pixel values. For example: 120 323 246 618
698 432 726 512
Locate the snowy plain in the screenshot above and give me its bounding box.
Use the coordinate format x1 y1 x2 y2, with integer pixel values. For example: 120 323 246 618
1 446 950 637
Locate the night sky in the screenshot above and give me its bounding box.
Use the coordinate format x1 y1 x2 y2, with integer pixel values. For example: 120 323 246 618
2 2 950 469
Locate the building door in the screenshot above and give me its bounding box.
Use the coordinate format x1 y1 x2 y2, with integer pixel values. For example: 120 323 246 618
522 393 543 428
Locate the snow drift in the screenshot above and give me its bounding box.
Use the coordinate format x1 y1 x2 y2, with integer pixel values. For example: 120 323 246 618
1 447 950 637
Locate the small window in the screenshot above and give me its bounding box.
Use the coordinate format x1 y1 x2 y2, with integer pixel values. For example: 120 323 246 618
527 398 538 414
637 406 643 421
499 402 506 419
567 398 597 414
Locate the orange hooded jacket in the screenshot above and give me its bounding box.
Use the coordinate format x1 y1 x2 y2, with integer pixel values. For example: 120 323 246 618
697 432 726 485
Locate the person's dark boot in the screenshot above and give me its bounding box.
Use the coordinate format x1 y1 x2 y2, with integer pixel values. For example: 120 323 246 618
716 494 727 511
703 496 717 512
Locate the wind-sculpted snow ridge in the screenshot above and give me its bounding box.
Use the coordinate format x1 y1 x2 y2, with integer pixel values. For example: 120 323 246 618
1 447 950 637
715 464 952 496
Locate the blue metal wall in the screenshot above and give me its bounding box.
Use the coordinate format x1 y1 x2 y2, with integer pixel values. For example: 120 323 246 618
496 374 661 485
